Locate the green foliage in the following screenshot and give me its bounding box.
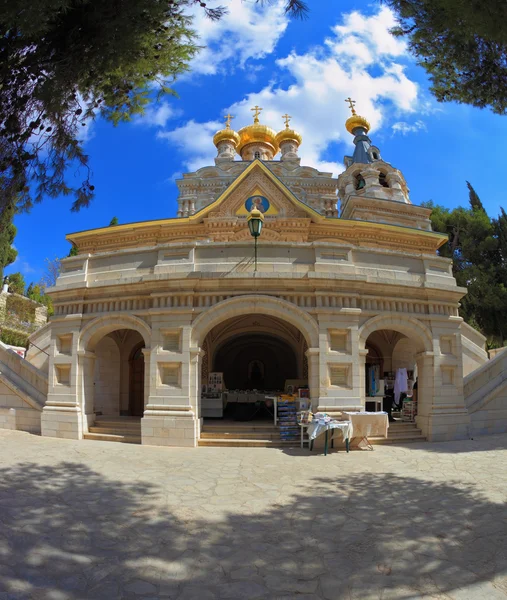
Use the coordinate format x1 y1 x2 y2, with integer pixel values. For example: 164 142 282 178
0 202 18 280
424 183 507 345
0 327 29 349
7 272 26 295
68 245 78 257
0 0 202 213
27 282 54 317
109 216 119 226
387 0 507 114
467 181 484 213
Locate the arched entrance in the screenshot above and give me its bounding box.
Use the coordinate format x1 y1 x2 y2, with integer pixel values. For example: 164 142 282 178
78 316 151 430
359 316 433 427
91 329 145 417
192 296 319 425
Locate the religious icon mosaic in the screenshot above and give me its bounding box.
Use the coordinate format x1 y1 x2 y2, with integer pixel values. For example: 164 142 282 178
245 195 270 213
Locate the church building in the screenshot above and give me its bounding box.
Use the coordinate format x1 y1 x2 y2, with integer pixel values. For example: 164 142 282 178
5 102 499 447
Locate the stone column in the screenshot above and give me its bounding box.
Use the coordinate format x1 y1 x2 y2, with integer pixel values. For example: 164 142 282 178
42 346 82 440
416 337 470 441
305 347 320 410
77 350 96 433
141 324 197 447
358 348 369 409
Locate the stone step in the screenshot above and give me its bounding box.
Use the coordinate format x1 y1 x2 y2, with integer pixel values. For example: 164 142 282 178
388 429 423 438
370 434 427 444
200 431 282 440
94 421 141 431
389 421 419 428
83 432 141 444
202 424 278 431
88 426 142 436
198 438 299 448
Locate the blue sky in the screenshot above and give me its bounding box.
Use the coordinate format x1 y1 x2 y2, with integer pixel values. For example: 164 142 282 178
9 0 507 282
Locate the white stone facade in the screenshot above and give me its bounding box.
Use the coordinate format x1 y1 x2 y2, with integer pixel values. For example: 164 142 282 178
2 120 500 447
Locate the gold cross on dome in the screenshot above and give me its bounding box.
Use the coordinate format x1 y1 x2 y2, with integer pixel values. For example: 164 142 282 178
251 105 262 123
224 113 233 128
282 113 292 128
345 97 357 115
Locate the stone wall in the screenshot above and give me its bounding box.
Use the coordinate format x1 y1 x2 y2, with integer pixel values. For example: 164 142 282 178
93 336 121 416
465 348 507 436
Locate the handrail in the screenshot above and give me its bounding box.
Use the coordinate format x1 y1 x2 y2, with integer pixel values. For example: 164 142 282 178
27 340 49 356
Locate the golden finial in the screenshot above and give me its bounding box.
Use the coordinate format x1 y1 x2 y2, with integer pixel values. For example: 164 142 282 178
282 113 291 128
345 97 357 115
251 105 263 123
224 113 233 128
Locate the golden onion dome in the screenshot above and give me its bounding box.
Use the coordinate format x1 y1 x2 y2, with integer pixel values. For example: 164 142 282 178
275 125 302 147
237 122 279 155
213 113 240 148
344 97 370 134
236 106 278 155
213 126 240 148
345 114 370 135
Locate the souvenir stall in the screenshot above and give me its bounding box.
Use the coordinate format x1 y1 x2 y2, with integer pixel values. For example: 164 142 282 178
201 372 310 427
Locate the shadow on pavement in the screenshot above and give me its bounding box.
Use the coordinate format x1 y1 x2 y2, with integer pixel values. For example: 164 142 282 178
0 461 506 599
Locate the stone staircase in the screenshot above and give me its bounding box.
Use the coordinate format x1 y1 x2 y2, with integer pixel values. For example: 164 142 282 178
199 420 426 448
83 416 141 444
199 422 300 448
368 421 426 445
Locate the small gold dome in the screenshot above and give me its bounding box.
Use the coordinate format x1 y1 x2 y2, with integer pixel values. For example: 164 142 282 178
213 127 240 148
237 123 279 155
275 126 302 147
345 114 370 135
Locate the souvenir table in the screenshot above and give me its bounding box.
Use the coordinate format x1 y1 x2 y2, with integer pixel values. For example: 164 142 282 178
344 411 389 450
305 420 352 455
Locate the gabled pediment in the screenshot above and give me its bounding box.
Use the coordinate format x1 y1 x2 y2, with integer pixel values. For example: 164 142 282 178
189 160 324 223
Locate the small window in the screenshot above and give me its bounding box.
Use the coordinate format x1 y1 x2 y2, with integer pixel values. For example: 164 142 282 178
379 172 389 188
372 152 379 160
254 151 260 159
355 174 366 190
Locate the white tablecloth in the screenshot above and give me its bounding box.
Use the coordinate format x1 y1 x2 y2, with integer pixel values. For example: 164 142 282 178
306 420 352 442
344 412 389 439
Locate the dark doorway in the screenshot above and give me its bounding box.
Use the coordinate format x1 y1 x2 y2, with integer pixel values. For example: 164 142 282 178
129 344 145 416
213 333 298 390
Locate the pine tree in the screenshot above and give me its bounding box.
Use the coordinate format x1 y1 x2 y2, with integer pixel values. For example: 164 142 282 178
424 183 507 346
387 0 507 114
7 272 25 295
466 181 485 212
0 201 18 280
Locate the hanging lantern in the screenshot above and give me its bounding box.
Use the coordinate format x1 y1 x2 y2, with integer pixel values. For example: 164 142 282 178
247 208 264 238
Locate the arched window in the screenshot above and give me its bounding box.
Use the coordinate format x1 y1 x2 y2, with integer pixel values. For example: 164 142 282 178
379 172 389 188
372 151 379 160
254 151 261 159
355 174 366 190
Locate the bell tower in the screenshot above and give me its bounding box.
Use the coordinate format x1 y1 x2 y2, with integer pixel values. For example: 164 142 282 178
337 99 432 231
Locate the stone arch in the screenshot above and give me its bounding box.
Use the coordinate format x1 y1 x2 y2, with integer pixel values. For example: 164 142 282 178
191 295 319 349
359 315 433 354
79 314 151 352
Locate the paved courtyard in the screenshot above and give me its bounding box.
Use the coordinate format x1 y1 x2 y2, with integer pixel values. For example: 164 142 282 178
0 431 507 600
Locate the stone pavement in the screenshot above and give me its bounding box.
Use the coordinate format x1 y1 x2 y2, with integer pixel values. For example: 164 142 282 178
0 431 507 600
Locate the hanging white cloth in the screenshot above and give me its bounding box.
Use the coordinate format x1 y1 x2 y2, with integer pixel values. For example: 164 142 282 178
394 368 408 403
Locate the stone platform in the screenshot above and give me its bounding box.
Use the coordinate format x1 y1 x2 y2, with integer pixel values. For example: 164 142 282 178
1 430 507 599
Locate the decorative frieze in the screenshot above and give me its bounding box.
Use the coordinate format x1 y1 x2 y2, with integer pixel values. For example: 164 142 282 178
52 291 459 318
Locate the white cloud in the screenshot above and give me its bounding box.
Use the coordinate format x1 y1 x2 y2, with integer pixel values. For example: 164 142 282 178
392 120 427 135
185 0 288 76
329 7 406 66
134 102 182 128
157 119 222 172
161 7 421 176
